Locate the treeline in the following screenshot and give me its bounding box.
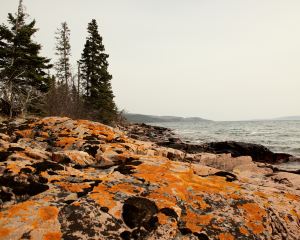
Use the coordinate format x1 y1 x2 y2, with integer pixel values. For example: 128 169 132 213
0 0 118 124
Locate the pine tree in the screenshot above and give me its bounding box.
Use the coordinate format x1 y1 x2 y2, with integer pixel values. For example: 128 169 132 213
80 19 117 123
54 22 71 86
0 0 52 117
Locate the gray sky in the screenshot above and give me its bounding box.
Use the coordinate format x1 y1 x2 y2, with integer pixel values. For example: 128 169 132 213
1 0 300 121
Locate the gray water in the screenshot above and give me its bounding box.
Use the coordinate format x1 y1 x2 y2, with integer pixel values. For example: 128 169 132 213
151 120 300 170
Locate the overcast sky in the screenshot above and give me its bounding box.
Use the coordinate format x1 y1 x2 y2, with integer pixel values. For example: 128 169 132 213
1 0 300 121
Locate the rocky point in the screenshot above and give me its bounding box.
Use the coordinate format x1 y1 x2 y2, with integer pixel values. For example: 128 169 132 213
0 117 299 240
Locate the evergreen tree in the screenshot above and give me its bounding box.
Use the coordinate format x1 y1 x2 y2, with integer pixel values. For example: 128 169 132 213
0 0 52 117
54 22 71 86
80 19 117 123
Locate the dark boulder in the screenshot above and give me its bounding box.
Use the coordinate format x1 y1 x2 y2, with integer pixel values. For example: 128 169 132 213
158 141 292 164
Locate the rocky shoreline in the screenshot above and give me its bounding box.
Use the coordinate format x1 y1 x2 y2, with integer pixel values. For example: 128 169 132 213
0 117 299 239
120 123 299 174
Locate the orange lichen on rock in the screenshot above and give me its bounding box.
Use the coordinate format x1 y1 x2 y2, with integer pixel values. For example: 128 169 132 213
182 210 213 233
239 203 266 222
6 162 21 174
218 232 235 240
225 192 241 200
5 200 36 219
157 212 169 225
285 193 300 202
115 152 140 161
239 226 249 235
238 203 266 234
56 137 78 148
15 129 32 138
43 232 62 240
38 206 59 221
1 117 300 239
0 228 12 238
41 171 64 182
254 191 267 199
90 184 117 210
77 119 117 141
198 214 214 225
110 182 142 195
189 195 210 210
290 209 299 218
55 182 91 193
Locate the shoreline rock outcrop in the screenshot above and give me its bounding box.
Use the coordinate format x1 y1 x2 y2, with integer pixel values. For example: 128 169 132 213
0 117 299 239
120 123 297 165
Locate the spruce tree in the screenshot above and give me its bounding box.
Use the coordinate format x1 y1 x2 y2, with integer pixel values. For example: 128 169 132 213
54 22 71 86
80 19 117 123
0 0 52 117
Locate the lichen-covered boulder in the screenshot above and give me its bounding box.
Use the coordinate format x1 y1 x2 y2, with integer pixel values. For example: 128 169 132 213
0 117 299 240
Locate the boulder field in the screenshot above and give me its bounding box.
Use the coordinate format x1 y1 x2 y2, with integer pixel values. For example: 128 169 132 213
0 117 299 240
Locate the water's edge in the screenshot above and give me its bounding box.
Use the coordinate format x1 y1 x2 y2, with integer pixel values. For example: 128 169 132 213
150 120 300 171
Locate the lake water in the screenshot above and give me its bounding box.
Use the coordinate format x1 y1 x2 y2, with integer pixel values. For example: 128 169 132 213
151 120 300 170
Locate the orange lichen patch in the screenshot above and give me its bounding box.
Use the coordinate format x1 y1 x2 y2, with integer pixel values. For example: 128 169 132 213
9 151 34 161
263 202 271 208
219 232 235 240
37 131 50 138
77 119 106 129
157 212 169 225
90 184 117 210
239 226 249 235
284 215 291 223
239 203 266 222
285 193 300 201
190 195 210 210
43 232 62 240
133 163 173 182
201 176 241 195
6 162 21 174
0 228 12 238
64 151 92 165
55 182 91 193
182 210 206 232
31 219 39 229
254 191 267 199
226 192 242 200
115 152 140 161
77 120 116 141
133 160 242 216
198 214 213 225
103 143 124 150
114 209 122 218
5 200 36 219
211 224 223 230
238 203 266 234
290 209 299 218
38 117 69 126
245 221 264 235
110 182 142 195
72 202 81 207
148 191 178 210
15 129 32 138
56 137 78 148
41 171 64 182
38 206 59 221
